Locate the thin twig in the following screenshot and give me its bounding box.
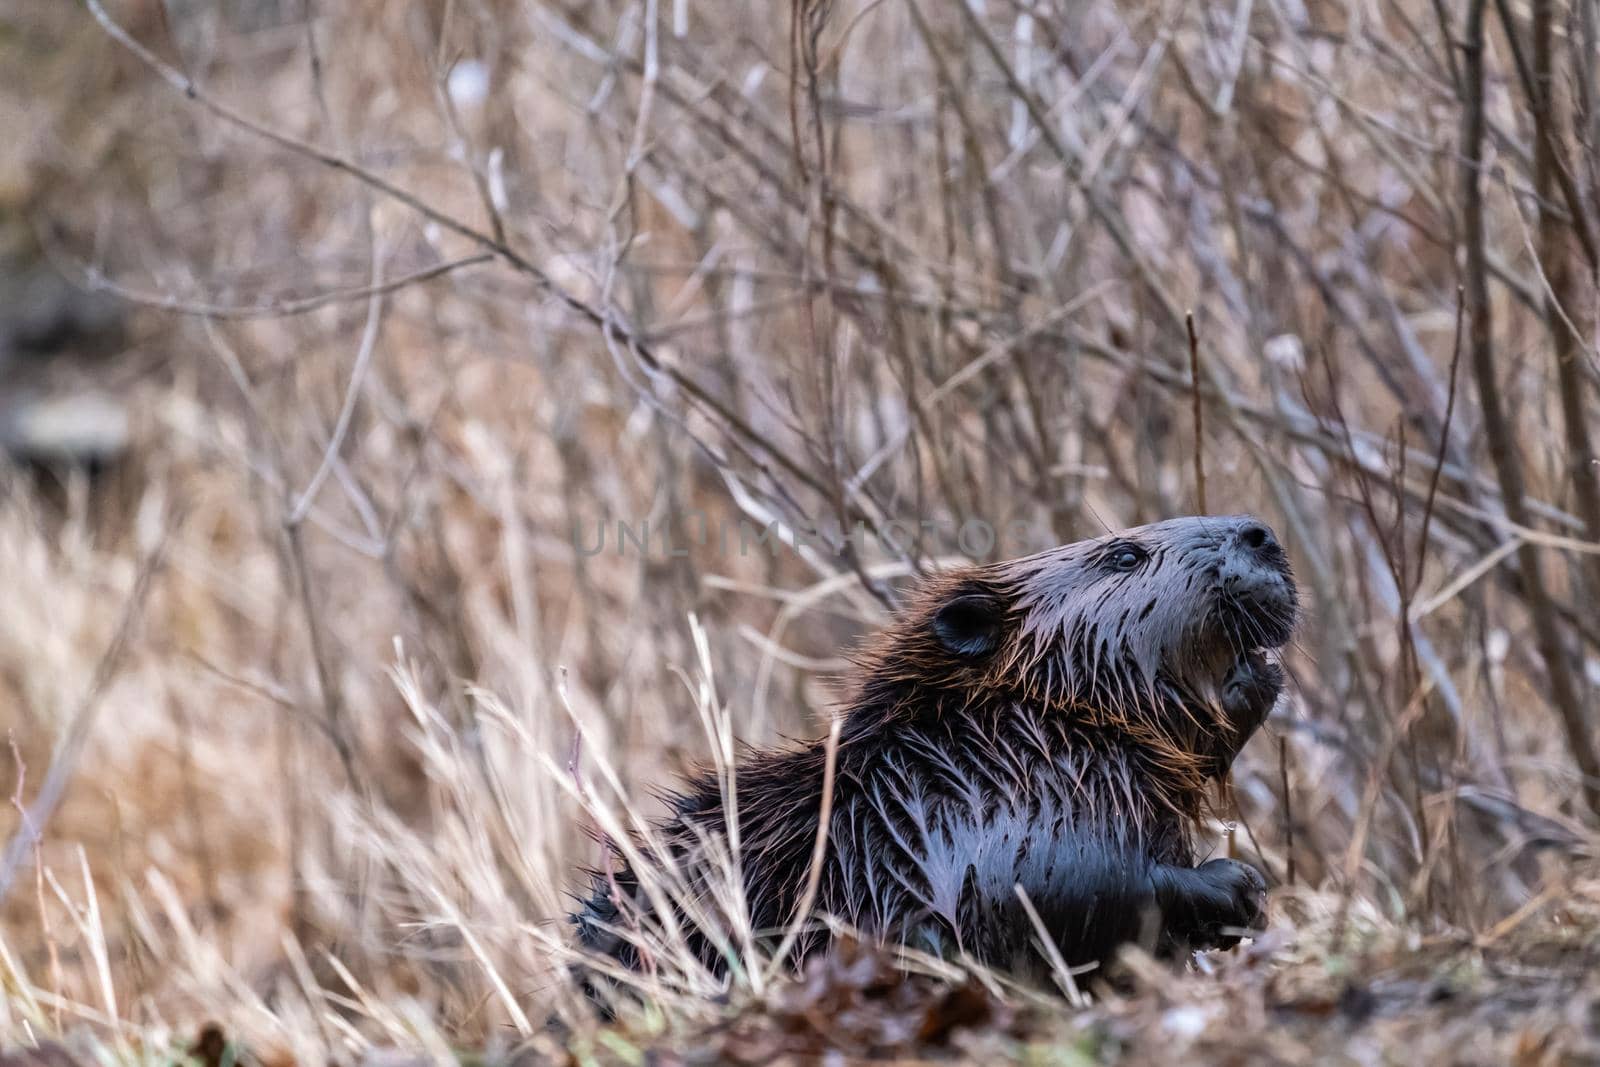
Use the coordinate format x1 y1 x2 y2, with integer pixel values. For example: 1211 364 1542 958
1186 310 1208 513
1416 287 1465 580
287 239 387 525
764 714 842 978
80 253 491 320
1013 885 1087 1008
1278 735 1295 886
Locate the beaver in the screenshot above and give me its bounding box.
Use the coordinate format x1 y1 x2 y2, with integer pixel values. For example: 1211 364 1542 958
572 514 1297 987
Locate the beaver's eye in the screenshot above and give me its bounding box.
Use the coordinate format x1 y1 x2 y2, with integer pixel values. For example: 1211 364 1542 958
1109 545 1146 572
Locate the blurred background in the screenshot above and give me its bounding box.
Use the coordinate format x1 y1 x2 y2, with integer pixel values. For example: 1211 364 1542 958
3 0 1599 1054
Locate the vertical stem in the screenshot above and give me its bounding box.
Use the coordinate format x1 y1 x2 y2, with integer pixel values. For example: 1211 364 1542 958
1279 735 1296 886
1530 0 1600 605
1186 311 1208 514
286 522 359 789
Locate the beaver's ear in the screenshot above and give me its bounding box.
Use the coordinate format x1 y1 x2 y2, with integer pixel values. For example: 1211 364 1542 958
932 593 1003 657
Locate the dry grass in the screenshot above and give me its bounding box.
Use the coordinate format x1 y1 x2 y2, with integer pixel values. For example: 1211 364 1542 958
4 0 1600 1061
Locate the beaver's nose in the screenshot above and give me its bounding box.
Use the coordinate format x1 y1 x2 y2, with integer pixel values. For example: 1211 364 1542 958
1217 517 1297 641
1235 522 1279 558
1221 518 1290 590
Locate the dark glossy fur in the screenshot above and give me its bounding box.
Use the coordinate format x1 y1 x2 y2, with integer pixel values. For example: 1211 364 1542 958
573 515 1296 984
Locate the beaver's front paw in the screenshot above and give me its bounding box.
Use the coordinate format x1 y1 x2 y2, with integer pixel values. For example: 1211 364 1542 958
1153 858 1267 952
1209 652 1283 775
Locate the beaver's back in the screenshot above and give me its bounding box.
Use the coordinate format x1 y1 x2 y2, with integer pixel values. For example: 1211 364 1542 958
574 702 1190 976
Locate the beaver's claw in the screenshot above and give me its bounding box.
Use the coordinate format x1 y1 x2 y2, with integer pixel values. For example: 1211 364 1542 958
1154 857 1267 952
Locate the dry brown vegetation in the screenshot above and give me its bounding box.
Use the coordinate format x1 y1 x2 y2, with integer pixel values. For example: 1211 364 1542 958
4 0 1600 1062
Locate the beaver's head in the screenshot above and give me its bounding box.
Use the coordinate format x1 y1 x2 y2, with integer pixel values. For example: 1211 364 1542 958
855 515 1297 794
